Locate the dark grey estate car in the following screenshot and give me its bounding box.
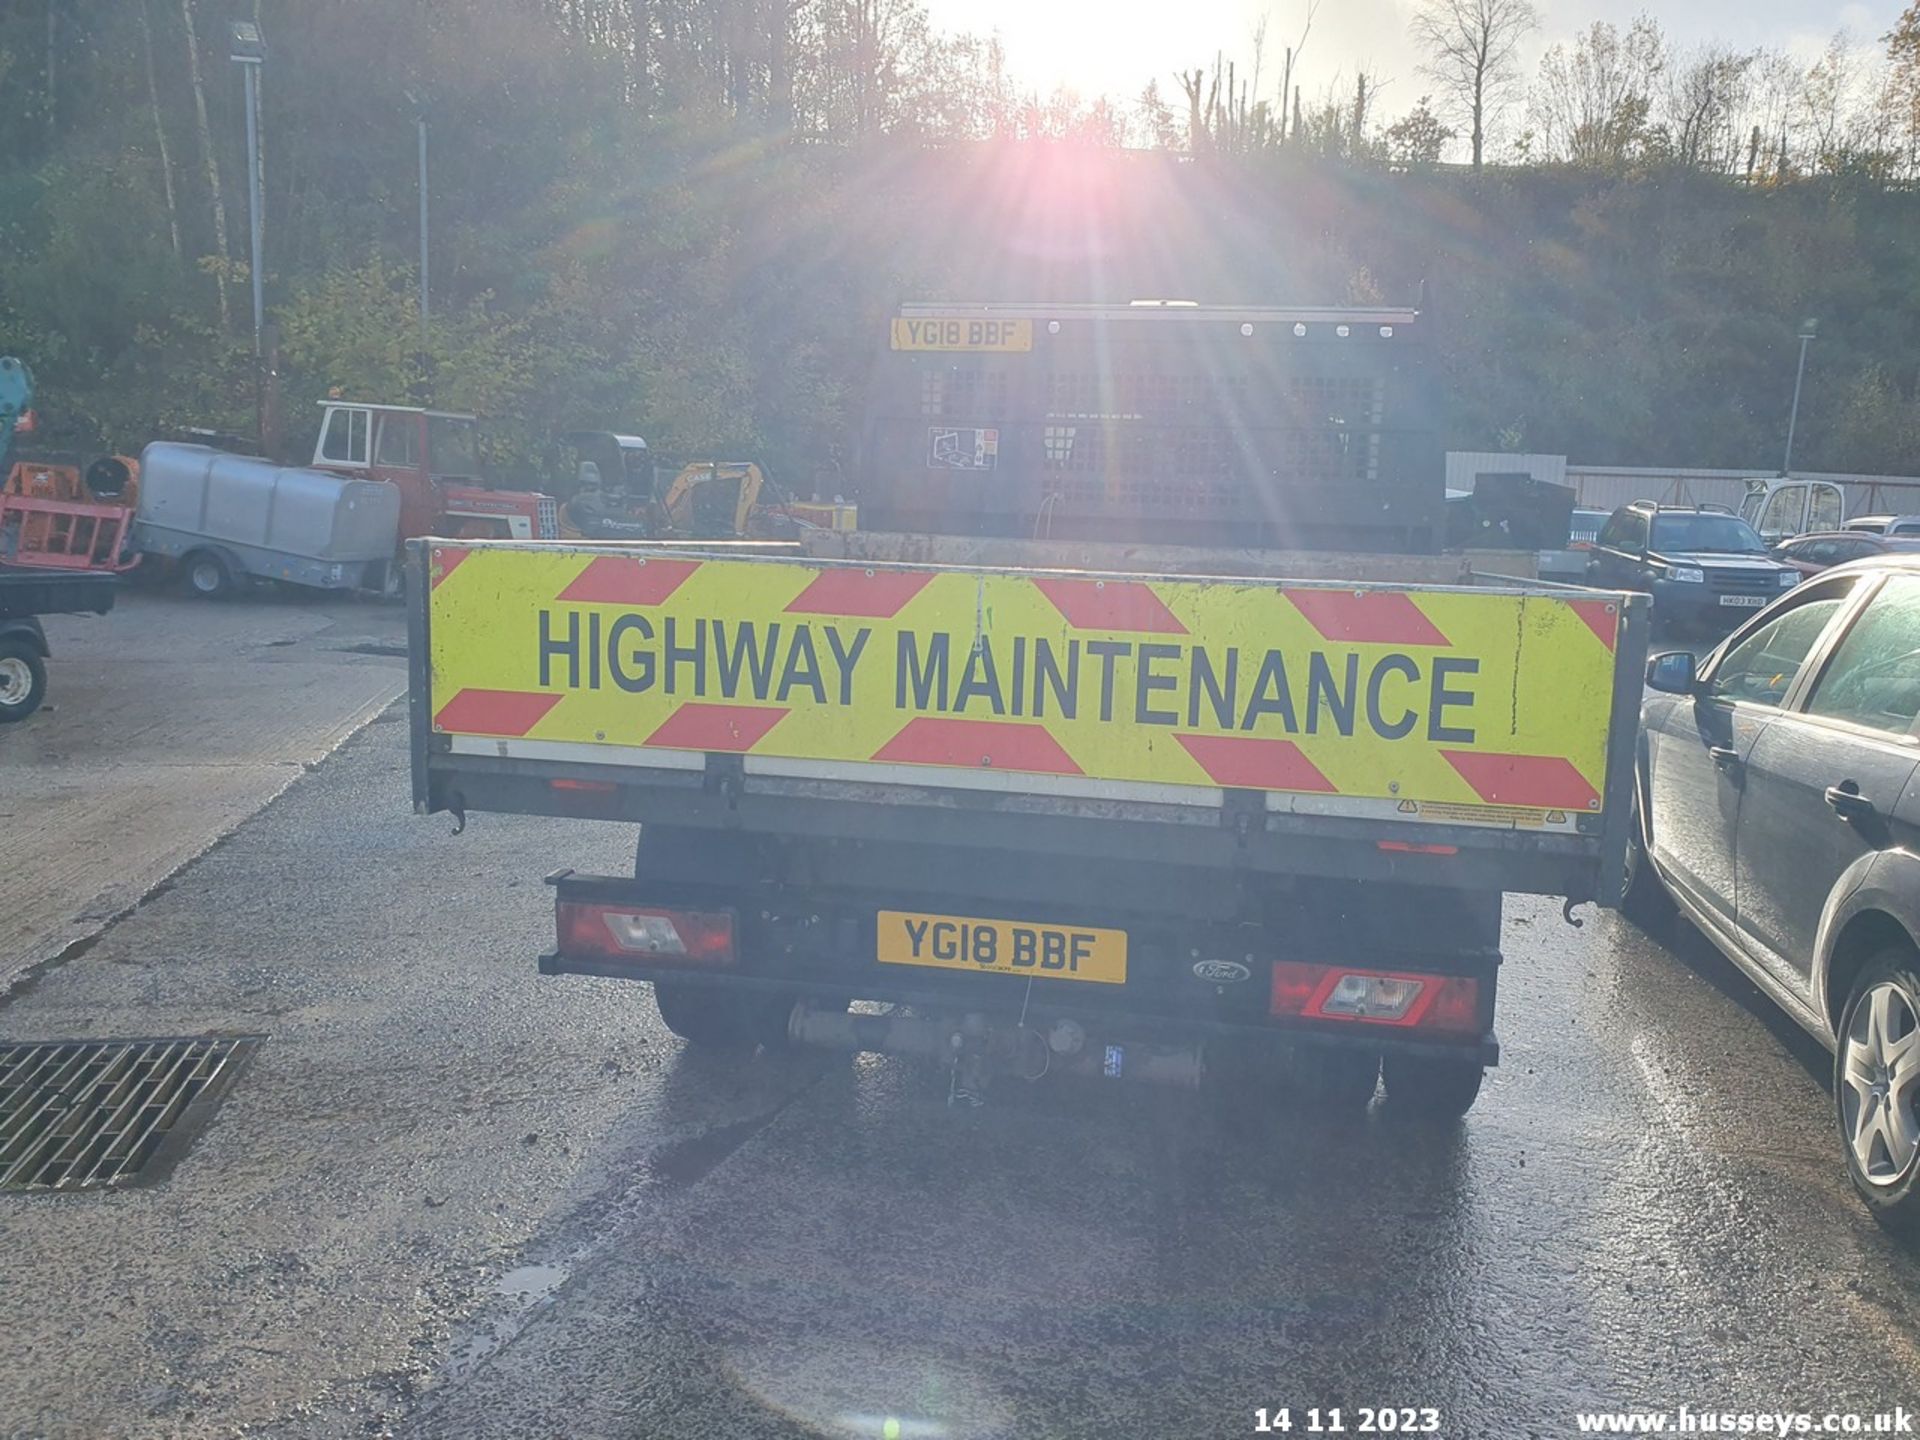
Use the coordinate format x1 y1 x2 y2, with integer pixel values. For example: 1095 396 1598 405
1626 554 1920 1229
1589 502 1801 635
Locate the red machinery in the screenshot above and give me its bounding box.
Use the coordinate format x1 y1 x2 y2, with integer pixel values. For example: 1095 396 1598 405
2 362 140 575
308 401 559 542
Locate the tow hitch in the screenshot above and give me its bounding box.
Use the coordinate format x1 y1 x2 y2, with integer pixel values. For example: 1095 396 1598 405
786 1003 1207 1097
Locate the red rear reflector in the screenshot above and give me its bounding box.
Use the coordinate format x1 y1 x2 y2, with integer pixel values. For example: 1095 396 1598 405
1376 841 1459 856
1269 962 1479 1033
556 901 735 966
550 778 617 794
1270 961 1325 1017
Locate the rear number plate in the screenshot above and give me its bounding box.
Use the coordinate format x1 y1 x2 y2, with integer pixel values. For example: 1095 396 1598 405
1719 595 1766 608
877 910 1127 985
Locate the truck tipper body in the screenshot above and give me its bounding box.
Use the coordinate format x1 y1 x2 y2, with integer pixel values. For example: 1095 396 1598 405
407 304 1650 1115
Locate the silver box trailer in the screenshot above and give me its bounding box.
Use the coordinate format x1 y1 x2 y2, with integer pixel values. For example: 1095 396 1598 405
135 443 401 595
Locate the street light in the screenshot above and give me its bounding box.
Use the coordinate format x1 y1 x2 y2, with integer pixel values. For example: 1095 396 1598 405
1782 318 1817 477
404 90 429 351
228 22 265 362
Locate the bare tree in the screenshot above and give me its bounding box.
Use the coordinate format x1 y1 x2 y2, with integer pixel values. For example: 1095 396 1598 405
1884 1 1920 177
1135 79 1182 149
1528 17 1667 167
768 0 795 128
1276 0 1319 144
138 0 182 263
1409 0 1537 169
1794 30 1883 172
1660 45 1755 170
1250 13 1269 103
1736 47 1803 177
1799 32 1856 166
178 0 231 328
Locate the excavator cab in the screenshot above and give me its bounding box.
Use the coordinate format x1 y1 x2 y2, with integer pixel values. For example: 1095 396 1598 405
554 432 656 540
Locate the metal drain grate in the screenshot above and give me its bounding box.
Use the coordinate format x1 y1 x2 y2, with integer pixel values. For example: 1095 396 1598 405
0 1036 260 1192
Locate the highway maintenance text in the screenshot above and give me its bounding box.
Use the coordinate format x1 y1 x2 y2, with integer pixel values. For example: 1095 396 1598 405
535 609 1482 743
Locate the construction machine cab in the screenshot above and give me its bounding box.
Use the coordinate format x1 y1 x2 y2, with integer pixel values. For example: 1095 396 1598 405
313 400 559 542
0 358 33 474
558 431 653 501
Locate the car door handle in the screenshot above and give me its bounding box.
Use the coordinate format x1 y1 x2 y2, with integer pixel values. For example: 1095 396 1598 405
1709 745 1741 771
1825 784 1878 822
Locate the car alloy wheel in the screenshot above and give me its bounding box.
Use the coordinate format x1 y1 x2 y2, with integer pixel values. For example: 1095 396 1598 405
1839 978 1920 1186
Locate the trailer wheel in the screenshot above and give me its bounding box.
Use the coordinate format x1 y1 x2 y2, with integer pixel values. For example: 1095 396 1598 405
1381 1053 1484 1121
651 980 794 1052
0 640 48 723
183 550 236 599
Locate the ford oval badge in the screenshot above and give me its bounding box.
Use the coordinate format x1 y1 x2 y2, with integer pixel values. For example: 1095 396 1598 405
1192 959 1252 984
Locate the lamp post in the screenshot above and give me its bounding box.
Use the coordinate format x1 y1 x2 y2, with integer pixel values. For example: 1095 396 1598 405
1783 319 1817 477
405 90 429 351
228 22 265 359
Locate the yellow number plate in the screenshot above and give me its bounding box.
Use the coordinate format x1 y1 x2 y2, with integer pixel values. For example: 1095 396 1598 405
877 910 1127 984
889 317 1033 352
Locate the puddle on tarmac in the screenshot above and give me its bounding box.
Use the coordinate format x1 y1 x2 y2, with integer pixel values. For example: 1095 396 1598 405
444 1263 572 1380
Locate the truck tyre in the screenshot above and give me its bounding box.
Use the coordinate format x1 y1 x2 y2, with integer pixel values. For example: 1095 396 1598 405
1381 1053 1485 1122
651 980 793 1052
1834 950 1920 1235
1621 781 1675 929
183 550 235 599
0 639 48 723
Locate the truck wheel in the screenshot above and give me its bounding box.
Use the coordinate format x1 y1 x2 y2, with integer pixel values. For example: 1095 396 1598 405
1834 951 1920 1235
0 640 48 723
183 550 235 599
652 980 793 1052
1621 782 1675 929
1381 1053 1485 1121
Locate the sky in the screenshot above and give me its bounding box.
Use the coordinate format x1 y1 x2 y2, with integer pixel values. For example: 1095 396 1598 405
924 0 1909 126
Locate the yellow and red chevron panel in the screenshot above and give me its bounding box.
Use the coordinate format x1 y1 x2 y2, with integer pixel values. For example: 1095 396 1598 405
426 545 1623 816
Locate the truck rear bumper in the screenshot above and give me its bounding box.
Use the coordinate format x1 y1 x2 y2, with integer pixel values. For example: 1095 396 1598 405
536 866 1502 1067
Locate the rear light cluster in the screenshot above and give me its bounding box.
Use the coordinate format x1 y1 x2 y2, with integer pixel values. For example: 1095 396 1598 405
1269 962 1479 1033
556 900 735 967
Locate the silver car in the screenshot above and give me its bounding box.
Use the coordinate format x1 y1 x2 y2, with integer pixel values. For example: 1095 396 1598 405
1627 555 1920 1230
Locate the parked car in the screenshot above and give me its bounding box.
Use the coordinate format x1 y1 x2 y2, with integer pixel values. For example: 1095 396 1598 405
1845 515 1920 537
1625 554 1920 1228
1588 502 1801 634
1774 531 1920 578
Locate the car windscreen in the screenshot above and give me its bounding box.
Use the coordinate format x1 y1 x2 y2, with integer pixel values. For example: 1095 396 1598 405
1650 513 1768 555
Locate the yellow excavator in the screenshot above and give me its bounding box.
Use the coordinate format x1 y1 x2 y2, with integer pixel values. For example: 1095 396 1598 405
557 432 854 541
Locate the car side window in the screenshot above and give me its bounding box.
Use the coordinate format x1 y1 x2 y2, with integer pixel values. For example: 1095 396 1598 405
1804 576 1920 736
1801 539 1835 564
1710 589 1853 708
1609 510 1647 551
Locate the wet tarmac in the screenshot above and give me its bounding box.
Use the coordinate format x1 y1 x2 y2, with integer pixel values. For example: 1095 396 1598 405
0 587 405 989
2 691 1917 1438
